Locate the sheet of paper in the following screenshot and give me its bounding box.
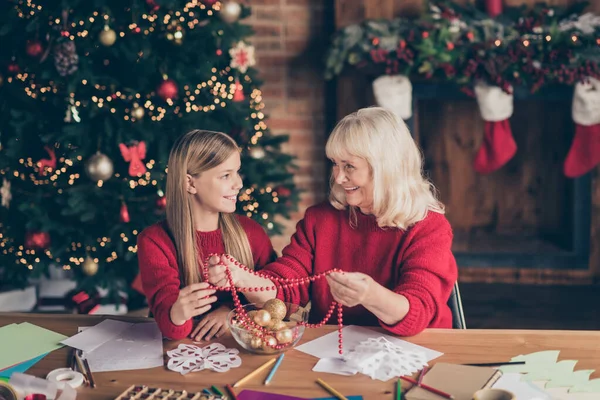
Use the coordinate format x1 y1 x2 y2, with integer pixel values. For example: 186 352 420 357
493 372 553 400
82 322 164 372
0 354 47 378
61 319 132 353
295 325 442 361
312 357 358 376
0 322 67 370
533 383 600 400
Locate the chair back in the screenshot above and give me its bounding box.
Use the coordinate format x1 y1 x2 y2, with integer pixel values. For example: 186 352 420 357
448 281 466 329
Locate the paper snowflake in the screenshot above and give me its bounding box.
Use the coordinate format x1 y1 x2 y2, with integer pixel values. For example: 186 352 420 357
166 343 242 375
1 178 11 208
229 41 256 73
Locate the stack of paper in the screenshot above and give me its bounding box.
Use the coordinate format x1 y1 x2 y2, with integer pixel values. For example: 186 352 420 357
61 319 164 372
0 322 67 378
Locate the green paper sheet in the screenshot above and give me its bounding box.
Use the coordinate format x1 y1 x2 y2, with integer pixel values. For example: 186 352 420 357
0 322 67 370
499 350 560 374
523 360 577 382
545 369 594 389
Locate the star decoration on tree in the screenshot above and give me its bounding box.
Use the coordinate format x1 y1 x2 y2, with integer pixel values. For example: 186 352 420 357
1 178 11 209
229 41 255 73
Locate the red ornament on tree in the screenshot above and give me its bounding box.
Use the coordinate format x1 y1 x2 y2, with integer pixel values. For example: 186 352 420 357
202 0 218 6
216 49 223 56
485 0 503 17
233 79 245 102
120 202 130 223
26 40 44 58
156 195 167 210
24 231 51 250
7 62 20 74
37 145 57 176
157 79 178 100
275 186 291 197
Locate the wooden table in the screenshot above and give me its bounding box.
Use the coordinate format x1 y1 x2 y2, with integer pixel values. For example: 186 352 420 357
2 313 600 400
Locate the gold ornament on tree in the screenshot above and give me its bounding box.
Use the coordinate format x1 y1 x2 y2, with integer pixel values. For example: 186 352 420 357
219 1 242 23
130 104 145 120
99 25 117 47
82 256 99 276
85 152 114 181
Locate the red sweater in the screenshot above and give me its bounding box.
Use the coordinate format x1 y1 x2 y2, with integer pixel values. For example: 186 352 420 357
137 216 275 340
261 202 457 336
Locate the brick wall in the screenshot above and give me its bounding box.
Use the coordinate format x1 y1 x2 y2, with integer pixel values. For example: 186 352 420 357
246 0 332 252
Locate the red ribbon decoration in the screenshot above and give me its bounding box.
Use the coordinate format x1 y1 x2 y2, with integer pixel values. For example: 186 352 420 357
119 141 147 177
37 146 57 176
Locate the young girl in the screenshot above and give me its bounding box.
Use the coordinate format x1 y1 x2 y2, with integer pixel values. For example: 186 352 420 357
206 107 458 336
137 130 275 341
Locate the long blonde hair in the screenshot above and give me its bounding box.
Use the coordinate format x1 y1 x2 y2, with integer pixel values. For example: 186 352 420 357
166 130 254 286
326 107 444 229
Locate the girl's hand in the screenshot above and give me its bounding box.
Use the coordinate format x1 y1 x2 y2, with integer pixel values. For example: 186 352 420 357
190 305 232 341
206 255 244 288
326 271 374 307
170 282 218 326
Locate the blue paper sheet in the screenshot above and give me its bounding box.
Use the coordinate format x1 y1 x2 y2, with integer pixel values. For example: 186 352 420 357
0 353 48 378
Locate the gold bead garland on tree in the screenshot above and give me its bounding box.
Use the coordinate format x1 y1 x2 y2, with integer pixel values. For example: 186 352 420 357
203 254 346 354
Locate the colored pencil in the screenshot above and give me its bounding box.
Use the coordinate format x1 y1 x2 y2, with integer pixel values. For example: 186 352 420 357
73 352 88 385
417 366 428 386
465 361 525 367
316 378 348 400
82 358 96 389
233 358 277 388
400 376 454 399
225 384 238 400
202 388 213 395
396 378 402 400
211 385 224 397
264 354 285 385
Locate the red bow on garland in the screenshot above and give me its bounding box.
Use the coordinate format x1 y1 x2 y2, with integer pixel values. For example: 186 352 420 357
119 141 147 177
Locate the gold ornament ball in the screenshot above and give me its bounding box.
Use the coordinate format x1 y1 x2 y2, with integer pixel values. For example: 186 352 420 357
250 336 262 349
220 1 242 23
275 328 293 344
262 335 278 351
99 26 117 46
131 104 145 120
249 147 266 160
82 257 99 276
85 152 114 181
270 320 287 332
253 309 272 327
263 298 287 321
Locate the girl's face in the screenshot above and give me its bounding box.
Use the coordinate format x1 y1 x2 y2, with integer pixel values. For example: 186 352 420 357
187 151 243 219
330 151 373 213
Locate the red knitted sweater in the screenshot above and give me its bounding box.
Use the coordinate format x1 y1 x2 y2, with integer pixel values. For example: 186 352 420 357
137 216 275 339
261 202 457 336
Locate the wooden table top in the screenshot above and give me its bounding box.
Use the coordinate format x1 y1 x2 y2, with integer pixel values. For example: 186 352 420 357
2 313 600 400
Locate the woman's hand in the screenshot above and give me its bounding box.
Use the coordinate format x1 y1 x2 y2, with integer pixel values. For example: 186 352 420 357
206 255 244 288
170 282 218 326
190 305 231 341
326 271 374 307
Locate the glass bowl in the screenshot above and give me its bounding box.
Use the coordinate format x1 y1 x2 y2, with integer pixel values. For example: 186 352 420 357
226 301 308 355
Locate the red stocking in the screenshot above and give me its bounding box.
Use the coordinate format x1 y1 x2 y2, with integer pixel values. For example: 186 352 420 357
473 120 517 174
564 124 600 178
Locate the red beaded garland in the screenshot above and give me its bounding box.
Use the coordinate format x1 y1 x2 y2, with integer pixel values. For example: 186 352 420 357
202 254 345 354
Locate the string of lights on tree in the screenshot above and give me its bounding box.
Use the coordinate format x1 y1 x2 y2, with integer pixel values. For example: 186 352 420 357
0 0 298 293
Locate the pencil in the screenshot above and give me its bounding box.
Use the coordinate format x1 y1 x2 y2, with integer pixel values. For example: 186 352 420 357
400 376 454 399
225 384 238 400
82 358 96 389
417 366 428 386
233 358 276 388
465 361 525 367
74 352 88 385
316 378 348 400
211 385 224 397
396 379 402 400
264 354 285 385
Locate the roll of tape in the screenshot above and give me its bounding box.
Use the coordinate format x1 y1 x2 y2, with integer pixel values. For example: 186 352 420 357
0 381 18 400
46 368 84 389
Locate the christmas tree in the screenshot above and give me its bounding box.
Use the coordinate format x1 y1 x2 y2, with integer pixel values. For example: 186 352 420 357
0 0 299 304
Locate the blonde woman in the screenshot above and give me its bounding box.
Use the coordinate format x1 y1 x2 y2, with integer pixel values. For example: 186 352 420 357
207 107 457 336
137 130 275 341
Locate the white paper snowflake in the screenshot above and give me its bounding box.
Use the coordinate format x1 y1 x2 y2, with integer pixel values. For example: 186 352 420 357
229 41 256 73
166 343 242 375
1 178 11 209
